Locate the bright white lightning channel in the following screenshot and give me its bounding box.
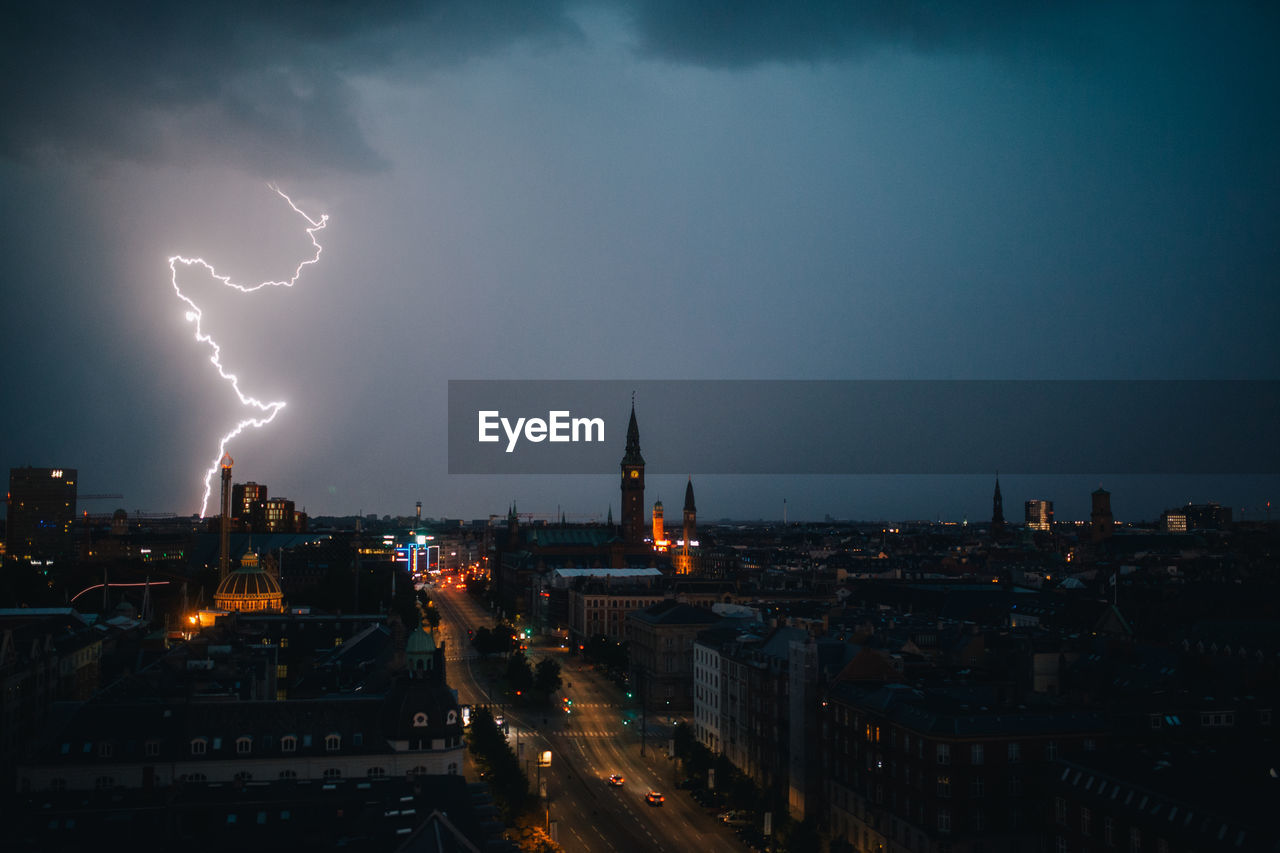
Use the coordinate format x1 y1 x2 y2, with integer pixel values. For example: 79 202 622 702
168 185 328 518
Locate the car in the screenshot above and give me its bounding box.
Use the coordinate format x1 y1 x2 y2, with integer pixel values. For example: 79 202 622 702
608 774 625 787
645 791 665 806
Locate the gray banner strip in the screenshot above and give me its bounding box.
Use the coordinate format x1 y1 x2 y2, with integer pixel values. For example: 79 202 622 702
447 380 1279 475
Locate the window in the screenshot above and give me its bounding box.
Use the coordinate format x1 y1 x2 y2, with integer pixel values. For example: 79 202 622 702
50 779 67 792
1130 827 1142 853
1057 837 1068 853
937 809 950 833
937 744 950 765
1082 808 1092 836
1055 797 1067 825
94 776 115 789
409 766 428 777
97 742 114 758
971 777 984 798
279 770 297 780
971 744 984 765
281 735 297 753
1046 741 1058 761
323 768 342 779
412 712 428 728
447 762 458 775
145 740 161 758
1104 817 1115 846
367 767 386 778
1008 742 1021 763
234 771 253 782
191 738 207 756
937 776 951 797
236 737 252 755
277 665 288 679
182 773 207 783
325 734 341 752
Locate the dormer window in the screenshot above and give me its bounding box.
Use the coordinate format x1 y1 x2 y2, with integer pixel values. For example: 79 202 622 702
325 734 341 752
281 735 297 753
190 738 207 756
412 712 428 728
446 711 457 725
236 737 252 755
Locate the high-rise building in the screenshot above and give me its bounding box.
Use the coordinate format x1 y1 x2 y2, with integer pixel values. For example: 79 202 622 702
6 467 77 569
1025 499 1054 531
264 496 296 533
620 403 645 544
231 481 267 528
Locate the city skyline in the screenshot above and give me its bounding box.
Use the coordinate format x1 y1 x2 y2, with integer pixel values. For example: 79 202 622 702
1 2 1277 522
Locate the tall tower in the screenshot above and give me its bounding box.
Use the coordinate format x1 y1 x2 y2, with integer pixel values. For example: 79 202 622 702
682 477 697 550
620 402 645 544
219 453 233 583
652 499 665 550
1091 487 1114 542
991 475 1005 536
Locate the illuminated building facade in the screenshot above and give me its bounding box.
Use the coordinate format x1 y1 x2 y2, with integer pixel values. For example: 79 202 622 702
213 551 284 613
231 481 267 528
264 496 295 532
1025 499 1054 531
5 467 77 569
652 499 667 551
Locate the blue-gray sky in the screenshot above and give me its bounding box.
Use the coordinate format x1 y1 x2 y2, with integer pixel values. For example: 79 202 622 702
1 1 1277 523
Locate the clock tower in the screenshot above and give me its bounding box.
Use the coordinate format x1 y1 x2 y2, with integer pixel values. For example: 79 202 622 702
620 402 645 544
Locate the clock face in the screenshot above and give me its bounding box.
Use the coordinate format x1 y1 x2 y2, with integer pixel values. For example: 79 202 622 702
630 470 639 479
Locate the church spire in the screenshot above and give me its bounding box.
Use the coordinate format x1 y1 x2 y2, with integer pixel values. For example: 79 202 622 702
623 401 644 466
991 474 1005 535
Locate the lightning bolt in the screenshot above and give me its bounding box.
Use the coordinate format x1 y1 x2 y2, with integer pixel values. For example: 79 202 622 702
168 185 328 517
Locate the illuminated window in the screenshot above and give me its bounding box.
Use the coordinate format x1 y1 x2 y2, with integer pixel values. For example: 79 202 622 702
277 665 288 679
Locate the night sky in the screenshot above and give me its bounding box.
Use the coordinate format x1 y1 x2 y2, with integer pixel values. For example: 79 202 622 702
2 2 1277 524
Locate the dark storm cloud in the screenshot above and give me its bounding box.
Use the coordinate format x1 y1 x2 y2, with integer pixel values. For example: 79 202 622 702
0 1 578 172
623 0 1121 65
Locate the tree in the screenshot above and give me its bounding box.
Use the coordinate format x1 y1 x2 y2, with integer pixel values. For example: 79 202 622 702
507 650 534 694
534 658 562 696
471 626 493 655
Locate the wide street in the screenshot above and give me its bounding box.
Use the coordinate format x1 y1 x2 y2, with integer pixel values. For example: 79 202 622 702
431 584 746 853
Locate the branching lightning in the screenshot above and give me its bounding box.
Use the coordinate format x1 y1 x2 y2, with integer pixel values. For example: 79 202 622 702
169 185 328 517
